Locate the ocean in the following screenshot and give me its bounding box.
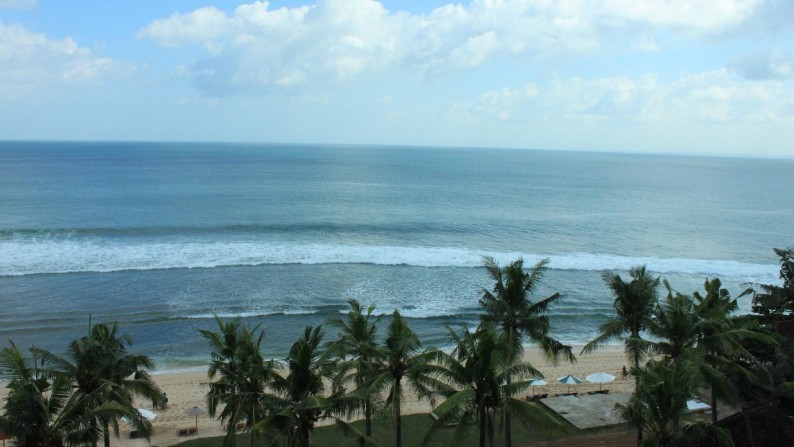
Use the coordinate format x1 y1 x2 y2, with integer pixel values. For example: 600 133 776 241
0 141 790 371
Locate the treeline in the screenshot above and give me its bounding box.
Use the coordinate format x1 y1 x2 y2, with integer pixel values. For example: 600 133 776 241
2 249 793 447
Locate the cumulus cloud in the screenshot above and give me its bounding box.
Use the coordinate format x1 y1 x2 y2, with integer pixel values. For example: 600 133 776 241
0 22 135 96
137 0 773 95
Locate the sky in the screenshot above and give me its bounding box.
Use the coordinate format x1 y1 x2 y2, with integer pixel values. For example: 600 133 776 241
1 0 793 157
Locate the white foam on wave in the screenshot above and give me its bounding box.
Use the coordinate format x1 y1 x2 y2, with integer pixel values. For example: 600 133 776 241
182 309 318 320
0 239 779 282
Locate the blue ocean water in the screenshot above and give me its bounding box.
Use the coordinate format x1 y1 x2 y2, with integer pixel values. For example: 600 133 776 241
0 141 791 370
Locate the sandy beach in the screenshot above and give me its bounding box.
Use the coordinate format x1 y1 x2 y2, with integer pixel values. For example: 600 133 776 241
99 345 634 447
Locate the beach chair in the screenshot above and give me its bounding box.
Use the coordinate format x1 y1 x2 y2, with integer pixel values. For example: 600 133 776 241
235 422 246 432
177 428 190 436
188 427 198 435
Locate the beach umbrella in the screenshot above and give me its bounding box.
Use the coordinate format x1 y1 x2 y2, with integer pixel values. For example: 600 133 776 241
557 374 582 393
528 378 547 394
122 408 158 424
185 406 207 430
585 372 616 391
137 408 158 421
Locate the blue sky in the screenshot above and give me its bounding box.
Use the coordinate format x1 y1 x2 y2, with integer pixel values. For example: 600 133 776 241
1 0 793 157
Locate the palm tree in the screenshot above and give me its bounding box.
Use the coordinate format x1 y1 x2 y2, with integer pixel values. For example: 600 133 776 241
0 342 130 447
616 359 732 447
201 316 277 447
367 310 437 447
258 325 338 447
479 256 574 447
582 265 659 445
425 323 565 447
648 279 773 424
326 299 382 437
751 248 794 323
41 323 162 447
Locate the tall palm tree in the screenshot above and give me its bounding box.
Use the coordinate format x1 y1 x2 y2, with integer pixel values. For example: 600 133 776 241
201 316 277 447
326 299 382 437
41 323 162 447
479 256 573 447
259 325 339 447
367 310 437 447
582 265 659 445
425 323 565 447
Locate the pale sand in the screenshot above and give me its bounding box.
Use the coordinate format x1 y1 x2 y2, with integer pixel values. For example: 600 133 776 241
0 346 634 447
113 345 633 447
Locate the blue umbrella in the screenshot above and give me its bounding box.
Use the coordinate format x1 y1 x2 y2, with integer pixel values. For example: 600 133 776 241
557 374 582 393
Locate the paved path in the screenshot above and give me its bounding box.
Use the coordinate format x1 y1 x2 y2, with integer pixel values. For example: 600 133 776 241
538 392 631 429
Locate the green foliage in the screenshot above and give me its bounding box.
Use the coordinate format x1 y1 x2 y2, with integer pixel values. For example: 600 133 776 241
366 310 437 447
0 325 158 447
424 323 565 447
326 300 383 436
259 325 340 447
201 316 278 447
752 248 794 322
616 359 732 447
479 257 573 447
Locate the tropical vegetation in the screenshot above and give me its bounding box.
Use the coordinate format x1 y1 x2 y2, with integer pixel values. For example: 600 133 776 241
3 249 794 447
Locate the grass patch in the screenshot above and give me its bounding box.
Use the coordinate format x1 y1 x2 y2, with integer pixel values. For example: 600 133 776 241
172 410 577 447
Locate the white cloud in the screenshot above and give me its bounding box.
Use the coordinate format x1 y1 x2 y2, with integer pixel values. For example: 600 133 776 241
0 22 135 96
136 1 777 96
465 69 792 126
731 49 793 80
0 0 36 10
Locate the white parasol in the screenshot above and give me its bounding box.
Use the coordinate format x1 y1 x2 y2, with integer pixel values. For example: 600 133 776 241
585 372 616 391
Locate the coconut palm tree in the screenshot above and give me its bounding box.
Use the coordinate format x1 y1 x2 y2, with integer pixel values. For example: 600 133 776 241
40 323 161 447
201 316 278 447
616 359 732 447
582 265 659 445
424 323 565 447
751 248 794 324
258 325 339 447
479 256 573 447
0 342 131 447
326 299 382 437
647 279 773 424
367 310 437 447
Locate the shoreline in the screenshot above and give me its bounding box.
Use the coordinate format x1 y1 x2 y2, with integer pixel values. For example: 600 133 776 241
120 345 633 447
0 345 633 447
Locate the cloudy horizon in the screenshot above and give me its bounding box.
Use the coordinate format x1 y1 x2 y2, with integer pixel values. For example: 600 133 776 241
1 0 793 158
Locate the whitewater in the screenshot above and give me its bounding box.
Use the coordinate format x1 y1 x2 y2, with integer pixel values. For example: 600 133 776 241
0 141 791 369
